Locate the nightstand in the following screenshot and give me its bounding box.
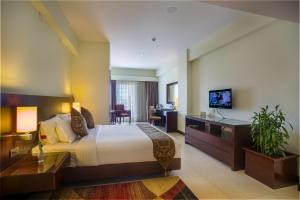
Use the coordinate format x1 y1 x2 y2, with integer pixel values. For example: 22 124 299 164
0 152 69 196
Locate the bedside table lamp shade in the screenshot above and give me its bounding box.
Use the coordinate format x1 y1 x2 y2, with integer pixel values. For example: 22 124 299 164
72 102 81 112
17 106 37 133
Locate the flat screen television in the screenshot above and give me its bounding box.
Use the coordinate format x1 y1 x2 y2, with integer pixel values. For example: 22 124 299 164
209 89 232 109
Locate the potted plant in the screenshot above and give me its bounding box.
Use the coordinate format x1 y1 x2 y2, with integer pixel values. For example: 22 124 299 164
244 105 298 189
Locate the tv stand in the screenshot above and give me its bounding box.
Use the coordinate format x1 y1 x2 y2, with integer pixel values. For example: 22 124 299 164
185 115 251 170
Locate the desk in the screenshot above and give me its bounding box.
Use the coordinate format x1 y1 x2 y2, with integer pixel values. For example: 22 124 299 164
155 109 178 132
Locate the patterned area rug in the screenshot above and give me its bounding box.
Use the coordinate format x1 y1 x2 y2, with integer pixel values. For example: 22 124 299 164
29 176 198 200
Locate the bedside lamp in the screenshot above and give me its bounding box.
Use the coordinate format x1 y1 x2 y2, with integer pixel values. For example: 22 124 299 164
72 102 81 112
16 106 37 140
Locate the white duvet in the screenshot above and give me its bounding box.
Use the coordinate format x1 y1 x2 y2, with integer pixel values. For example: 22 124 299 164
32 124 181 167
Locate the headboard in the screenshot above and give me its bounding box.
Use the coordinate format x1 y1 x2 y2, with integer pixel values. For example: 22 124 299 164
0 93 73 170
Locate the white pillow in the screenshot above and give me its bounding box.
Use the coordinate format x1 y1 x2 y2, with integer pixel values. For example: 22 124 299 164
56 119 77 143
39 116 61 144
56 113 71 121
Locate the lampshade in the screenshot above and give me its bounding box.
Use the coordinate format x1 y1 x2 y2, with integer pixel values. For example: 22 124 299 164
16 107 37 133
72 102 81 112
61 102 71 113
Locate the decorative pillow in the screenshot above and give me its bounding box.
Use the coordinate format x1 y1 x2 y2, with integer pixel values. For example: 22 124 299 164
81 107 95 129
39 116 61 144
71 108 89 137
56 119 77 143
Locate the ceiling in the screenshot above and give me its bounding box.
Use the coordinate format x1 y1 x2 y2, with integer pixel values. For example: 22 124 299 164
58 1 244 69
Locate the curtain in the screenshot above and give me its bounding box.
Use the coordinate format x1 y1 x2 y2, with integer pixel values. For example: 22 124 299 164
145 81 158 121
110 80 116 110
135 82 147 122
116 81 136 121
114 81 158 122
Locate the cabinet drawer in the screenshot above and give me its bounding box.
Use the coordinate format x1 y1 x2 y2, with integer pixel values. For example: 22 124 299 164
186 127 233 153
1 173 55 195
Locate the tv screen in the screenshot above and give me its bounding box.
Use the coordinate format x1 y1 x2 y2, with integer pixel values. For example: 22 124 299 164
209 89 232 109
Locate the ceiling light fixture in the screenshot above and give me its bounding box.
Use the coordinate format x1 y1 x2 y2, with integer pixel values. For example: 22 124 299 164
167 6 178 14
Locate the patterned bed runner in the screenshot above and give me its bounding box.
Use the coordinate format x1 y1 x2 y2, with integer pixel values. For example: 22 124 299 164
136 124 175 172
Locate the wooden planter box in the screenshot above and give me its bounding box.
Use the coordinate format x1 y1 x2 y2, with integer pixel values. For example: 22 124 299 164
244 148 298 189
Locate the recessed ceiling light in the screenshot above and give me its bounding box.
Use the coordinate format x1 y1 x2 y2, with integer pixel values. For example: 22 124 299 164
167 6 178 14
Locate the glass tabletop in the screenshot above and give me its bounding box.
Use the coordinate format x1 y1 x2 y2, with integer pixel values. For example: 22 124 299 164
0 152 69 177
187 115 250 126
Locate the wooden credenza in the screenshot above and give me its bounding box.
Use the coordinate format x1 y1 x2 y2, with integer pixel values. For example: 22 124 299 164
185 115 251 170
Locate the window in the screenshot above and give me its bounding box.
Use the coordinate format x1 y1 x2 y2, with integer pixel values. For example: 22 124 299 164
116 81 137 121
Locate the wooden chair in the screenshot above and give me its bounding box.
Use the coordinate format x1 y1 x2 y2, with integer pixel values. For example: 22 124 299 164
148 106 161 127
114 104 131 124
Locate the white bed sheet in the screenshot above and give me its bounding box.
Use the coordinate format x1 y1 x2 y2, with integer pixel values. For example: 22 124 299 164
32 124 181 167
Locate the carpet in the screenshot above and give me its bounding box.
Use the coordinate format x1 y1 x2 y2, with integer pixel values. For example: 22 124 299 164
29 176 198 200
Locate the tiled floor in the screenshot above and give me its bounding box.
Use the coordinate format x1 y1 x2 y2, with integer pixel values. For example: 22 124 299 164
169 132 299 200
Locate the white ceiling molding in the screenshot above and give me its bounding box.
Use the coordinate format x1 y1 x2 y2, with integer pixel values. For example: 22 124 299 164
31 0 78 55
111 75 158 82
189 13 276 61
201 0 299 23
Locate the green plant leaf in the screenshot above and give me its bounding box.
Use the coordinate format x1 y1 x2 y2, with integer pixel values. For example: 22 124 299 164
250 105 292 157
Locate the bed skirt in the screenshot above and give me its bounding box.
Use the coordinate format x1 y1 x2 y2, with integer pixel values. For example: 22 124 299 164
61 158 181 183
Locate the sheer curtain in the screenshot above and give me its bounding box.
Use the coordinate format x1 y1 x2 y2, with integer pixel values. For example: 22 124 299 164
116 81 137 121
115 81 157 122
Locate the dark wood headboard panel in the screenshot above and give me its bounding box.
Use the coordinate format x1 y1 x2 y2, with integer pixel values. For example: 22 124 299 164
0 93 73 170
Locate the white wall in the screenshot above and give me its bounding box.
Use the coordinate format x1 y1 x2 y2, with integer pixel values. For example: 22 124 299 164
157 50 188 132
72 42 110 124
177 51 188 132
157 66 178 105
111 67 158 82
191 20 299 153
1 1 75 96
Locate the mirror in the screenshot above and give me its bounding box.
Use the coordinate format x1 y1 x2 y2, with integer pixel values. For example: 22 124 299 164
166 82 178 105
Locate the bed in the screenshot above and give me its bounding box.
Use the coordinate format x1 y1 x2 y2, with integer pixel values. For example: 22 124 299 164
32 124 181 182
1 93 181 183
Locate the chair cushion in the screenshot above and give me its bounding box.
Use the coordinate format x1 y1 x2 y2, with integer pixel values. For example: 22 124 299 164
81 107 95 129
120 113 130 117
71 108 89 137
150 116 161 120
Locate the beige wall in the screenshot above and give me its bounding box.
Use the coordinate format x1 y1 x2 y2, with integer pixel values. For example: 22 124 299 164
189 13 275 61
1 1 111 125
1 1 75 96
190 20 299 153
72 42 110 124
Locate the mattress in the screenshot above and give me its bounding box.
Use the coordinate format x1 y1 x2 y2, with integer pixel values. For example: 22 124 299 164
32 124 181 167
